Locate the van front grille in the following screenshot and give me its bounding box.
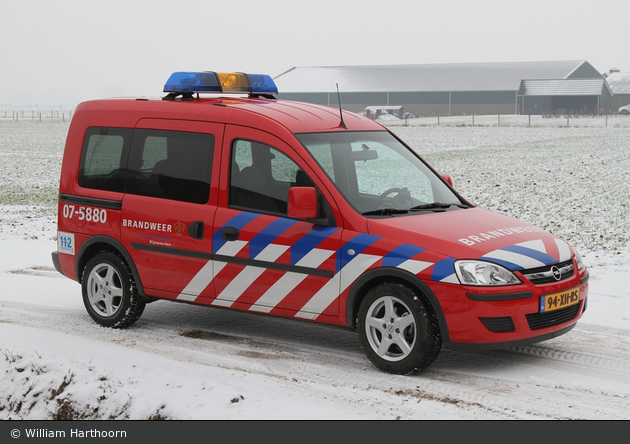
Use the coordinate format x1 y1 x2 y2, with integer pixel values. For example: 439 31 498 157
521 260 574 285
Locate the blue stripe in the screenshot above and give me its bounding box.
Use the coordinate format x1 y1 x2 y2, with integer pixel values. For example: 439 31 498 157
290 226 340 265
213 212 259 253
249 218 299 259
502 244 557 266
338 233 380 273
431 258 457 281
382 244 426 268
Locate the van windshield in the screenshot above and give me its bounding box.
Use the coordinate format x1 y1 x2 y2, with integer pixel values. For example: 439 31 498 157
296 131 467 216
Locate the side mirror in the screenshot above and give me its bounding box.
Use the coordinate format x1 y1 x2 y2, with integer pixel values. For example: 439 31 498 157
442 174 453 187
288 187 318 220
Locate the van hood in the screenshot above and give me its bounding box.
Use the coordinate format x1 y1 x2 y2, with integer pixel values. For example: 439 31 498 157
366 207 575 272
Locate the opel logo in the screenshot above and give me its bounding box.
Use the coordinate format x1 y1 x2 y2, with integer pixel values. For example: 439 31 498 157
551 266 562 281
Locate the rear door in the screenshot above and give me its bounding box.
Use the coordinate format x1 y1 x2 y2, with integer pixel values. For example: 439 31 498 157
120 119 223 301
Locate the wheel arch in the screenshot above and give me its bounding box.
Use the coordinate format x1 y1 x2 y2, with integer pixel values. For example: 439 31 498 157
345 267 450 343
76 235 146 298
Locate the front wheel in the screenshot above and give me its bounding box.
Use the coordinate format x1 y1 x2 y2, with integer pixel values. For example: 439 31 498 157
357 282 442 374
82 252 145 328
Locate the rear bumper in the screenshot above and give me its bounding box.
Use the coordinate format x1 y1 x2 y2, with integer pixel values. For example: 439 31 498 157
51 251 64 277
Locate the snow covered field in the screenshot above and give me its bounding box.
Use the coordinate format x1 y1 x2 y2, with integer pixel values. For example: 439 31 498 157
1 119 629 420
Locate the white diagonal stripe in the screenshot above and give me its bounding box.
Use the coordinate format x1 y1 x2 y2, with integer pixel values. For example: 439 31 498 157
250 248 336 313
216 240 248 256
397 259 433 275
440 273 460 284
176 240 247 302
296 253 381 319
253 244 290 262
555 239 572 262
213 244 289 307
339 254 381 291
294 248 337 269
249 273 306 313
516 239 547 253
177 260 213 301
483 249 546 269
294 275 341 320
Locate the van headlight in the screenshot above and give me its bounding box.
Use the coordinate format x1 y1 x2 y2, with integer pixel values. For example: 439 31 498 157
454 260 521 286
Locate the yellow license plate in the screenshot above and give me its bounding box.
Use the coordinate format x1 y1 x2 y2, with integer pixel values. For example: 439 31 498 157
540 287 580 313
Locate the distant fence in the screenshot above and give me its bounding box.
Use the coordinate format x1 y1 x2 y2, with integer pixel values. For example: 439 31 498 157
0 107 75 122
381 113 630 128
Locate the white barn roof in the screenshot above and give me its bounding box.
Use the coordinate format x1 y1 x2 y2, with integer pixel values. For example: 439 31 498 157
274 60 600 93
605 72 630 95
521 79 611 96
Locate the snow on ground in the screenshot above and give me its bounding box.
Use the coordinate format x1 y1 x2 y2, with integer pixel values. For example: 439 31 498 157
1 119 630 420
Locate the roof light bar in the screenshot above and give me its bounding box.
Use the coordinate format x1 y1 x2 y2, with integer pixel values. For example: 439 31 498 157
217 72 249 93
163 72 221 93
244 74 278 94
163 71 278 97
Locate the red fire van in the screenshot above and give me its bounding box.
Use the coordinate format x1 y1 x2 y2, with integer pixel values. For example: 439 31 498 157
52 71 589 374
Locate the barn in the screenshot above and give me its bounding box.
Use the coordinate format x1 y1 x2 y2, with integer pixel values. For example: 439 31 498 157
273 60 612 117
604 69 630 112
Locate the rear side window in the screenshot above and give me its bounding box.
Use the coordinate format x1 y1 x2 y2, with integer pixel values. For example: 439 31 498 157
79 127 214 204
79 127 132 192
126 129 214 204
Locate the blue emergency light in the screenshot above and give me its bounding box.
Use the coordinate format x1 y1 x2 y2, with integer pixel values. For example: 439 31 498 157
163 71 278 97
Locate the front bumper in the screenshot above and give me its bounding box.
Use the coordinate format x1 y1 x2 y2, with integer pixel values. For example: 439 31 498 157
432 270 589 350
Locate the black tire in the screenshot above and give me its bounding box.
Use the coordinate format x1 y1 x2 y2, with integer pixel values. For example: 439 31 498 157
357 282 442 374
81 252 145 328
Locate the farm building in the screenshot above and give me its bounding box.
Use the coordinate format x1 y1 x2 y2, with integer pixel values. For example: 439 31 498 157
273 60 612 117
604 69 630 112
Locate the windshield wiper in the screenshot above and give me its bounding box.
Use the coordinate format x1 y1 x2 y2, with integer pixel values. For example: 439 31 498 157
362 208 409 216
410 202 468 212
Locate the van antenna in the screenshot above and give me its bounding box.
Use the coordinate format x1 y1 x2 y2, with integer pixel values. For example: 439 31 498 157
336 83 348 129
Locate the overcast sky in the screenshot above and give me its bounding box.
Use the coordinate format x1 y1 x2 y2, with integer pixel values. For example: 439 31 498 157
1 0 627 107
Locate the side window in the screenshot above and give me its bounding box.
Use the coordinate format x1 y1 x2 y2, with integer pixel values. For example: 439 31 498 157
270 150 300 183
126 130 214 204
78 127 132 192
232 140 253 171
229 139 335 224
230 140 301 215
140 136 168 171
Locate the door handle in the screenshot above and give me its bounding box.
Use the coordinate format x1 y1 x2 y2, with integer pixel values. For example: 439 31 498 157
188 221 205 240
221 226 240 242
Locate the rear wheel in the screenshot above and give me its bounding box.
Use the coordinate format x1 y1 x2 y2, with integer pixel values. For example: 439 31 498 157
81 253 145 328
357 282 441 374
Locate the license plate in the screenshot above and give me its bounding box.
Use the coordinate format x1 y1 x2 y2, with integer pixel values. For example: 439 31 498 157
540 287 580 313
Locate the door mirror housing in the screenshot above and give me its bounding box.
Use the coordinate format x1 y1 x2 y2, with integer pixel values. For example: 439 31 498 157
288 187 318 220
442 174 453 187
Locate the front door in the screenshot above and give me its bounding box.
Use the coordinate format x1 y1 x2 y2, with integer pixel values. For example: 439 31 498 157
210 126 344 322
